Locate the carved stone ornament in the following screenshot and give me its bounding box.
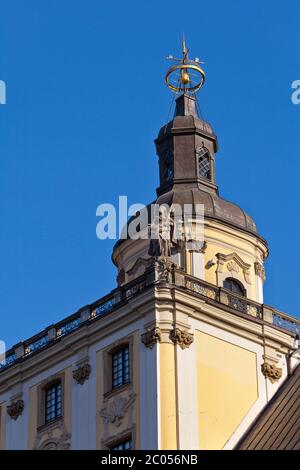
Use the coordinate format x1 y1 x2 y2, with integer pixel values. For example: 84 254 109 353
155 257 175 283
33 420 71 450
7 399 24 420
148 212 181 259
72 362 91 385
261 362 282 384
100 392 136 428
227 260 240 273
170 328 194 349
141 327 162 349
255 262 266 283
186 240 207 254
216 252 252 285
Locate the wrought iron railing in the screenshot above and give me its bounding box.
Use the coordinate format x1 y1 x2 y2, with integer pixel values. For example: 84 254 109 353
0 263 299 374
272 313 300 335
184 273 263 319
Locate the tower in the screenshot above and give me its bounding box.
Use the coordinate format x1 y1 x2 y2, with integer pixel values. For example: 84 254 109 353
0 39 299 451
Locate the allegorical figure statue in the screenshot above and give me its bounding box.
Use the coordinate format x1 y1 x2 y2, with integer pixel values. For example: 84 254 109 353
148 211 182 258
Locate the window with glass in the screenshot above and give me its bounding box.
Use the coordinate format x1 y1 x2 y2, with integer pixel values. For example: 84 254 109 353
197 147 211 180
110 438 132 450
112 346 130 389
45 381 62 424
223 278 245 297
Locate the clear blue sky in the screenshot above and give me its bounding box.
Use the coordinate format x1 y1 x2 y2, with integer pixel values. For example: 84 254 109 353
0 1 299 348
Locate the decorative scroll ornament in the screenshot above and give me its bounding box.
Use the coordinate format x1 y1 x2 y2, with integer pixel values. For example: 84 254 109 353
170 328 194 349
261 362 282 384
216 252 252 285
7 399 24 420
100 393 136 428
72 363 91 385
255 262 266 283
141 327 162 349
227 260 240 274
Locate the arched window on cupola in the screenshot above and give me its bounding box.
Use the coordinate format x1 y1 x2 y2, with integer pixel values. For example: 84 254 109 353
197 147 211 180
223 277 246 297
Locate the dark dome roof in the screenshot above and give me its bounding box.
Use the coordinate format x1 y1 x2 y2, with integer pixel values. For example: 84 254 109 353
156 187 258 234
112 186 268 255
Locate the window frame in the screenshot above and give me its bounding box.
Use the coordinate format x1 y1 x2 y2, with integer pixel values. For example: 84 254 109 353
37 372 65 429
103 336 133 396
111 345 130 390
110 436 133 451
196 146 212 181
44 380 62 425
223 277 246 297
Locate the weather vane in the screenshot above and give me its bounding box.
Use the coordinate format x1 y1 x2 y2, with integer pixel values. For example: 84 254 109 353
165 35 206 95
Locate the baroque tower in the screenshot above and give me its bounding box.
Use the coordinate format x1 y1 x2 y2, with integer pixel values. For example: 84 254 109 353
0 40 299 451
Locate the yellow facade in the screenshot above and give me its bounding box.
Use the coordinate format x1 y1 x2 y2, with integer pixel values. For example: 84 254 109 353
196 331 258 449
159 342 177 449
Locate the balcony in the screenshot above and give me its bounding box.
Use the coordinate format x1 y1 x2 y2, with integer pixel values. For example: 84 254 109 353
0 260 299 373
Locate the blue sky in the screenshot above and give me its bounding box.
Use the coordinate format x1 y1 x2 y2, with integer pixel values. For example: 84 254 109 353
0 1 299 348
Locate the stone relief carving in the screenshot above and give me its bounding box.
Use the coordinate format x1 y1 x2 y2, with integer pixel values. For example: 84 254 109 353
216 252 252 285
100 392 136 428
261 362 282 383
33 420 71 450
141 327 162 349
227 260 240 274
155 257 175 283
7 399 24 420
255 262 266 283
170 328 194 349
72 362 91 385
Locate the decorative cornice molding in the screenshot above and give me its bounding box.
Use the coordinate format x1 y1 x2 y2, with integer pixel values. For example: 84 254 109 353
170 328 194 349
72 362 91 385
261 362 282 383
255 262 266 283
141 327 162 349
7 399 24 420
216 252 252 285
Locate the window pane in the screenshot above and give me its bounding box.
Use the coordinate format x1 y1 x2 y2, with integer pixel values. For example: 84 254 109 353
45 381 62 423
112 346 130 389
197 148 211 180
223 278 245 297
111 438 132 451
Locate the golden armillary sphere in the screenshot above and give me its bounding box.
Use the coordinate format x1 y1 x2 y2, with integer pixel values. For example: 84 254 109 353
165 36 205 94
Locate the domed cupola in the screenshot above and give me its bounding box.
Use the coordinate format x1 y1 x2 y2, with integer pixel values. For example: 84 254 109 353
112 40 268 304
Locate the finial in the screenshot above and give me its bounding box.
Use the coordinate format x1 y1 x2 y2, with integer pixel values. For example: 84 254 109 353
165 35 205 95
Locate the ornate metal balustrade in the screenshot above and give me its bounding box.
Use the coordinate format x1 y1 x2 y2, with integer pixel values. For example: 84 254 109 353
0 262 299 374
0 271 150 373
184 273 263 319
272 313 300 335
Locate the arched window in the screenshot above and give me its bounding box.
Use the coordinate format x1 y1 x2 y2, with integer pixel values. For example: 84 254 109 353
197 147 211 180
223 278 246 297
